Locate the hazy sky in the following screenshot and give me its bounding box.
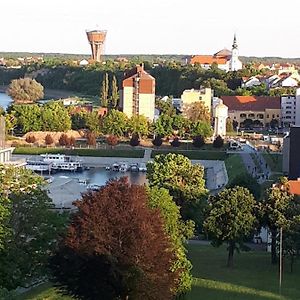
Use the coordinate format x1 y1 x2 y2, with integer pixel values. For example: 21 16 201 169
1 0 299 57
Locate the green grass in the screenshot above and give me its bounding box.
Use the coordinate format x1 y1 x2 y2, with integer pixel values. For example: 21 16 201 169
151 149 227 160
263 153 283 173
13 147 145 158
186 244 300 300
224 154 247 185
18 245 300 300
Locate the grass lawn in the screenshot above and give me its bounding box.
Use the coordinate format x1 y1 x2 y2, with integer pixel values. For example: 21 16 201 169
19 244 300 300
13 147 145 158
263 153 283 173
224 154 247 185
151 149 227 160
186 244 300 300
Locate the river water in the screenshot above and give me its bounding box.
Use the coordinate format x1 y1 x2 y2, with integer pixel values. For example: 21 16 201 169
0 92 12 109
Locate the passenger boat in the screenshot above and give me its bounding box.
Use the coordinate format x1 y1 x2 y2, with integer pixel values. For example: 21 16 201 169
40 154 83 172
26 160 52 173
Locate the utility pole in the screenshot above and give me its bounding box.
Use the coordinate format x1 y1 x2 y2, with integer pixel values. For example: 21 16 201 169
279 227 283 294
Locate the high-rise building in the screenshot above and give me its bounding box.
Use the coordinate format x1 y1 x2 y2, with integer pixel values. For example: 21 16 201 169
86 29 107 62
120 64 155 120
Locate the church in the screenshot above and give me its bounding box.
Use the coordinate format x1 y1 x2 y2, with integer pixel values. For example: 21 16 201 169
189 35 243 72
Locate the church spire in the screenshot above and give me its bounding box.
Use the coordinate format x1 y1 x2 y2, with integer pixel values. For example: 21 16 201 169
232 33 238 50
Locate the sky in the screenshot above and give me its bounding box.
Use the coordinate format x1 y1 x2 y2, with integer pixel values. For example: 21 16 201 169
1 0 300 57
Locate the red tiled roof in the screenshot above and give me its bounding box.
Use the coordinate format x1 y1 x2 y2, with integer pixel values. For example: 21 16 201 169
288 180 300 195
190 55 227 65
221 96 281 111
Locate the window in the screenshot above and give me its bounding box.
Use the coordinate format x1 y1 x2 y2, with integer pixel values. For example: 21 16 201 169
267 114 269 118
272 114 275 118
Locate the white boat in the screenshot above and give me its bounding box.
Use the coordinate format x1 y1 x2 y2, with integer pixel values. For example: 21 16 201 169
119 162 128 172
111 163 119 171
138 163 147 172
87 184 101 191
26 160 52 172
129 163 139 172
40 154 83 171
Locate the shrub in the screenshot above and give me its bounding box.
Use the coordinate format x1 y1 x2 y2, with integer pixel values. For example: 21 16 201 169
152 135 163 147
192 135 205 148
86 132 96 147
170 137 181 147
69 136 76 147
106 135 118 147
59 133 69 146
25 135 36 144
130 134 140 147
213 135 224 148
44 134 54 146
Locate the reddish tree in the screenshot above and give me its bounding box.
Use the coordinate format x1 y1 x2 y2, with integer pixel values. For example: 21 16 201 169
86 132 96 147
44 134 54 146
59 133 68 147
25 135 36 144
106 135 118 147
50 178 177 300
69 136 76 147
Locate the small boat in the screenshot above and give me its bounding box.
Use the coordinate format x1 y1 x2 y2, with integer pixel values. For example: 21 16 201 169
119 163 128 172
43 176 54 183
78 178 88 185
87 184 101 191
105 166 111 171
111 163 119 171
130 163 139 172
138 163 147 172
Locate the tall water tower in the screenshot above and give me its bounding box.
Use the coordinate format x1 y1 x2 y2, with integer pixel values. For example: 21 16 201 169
86 29 107 62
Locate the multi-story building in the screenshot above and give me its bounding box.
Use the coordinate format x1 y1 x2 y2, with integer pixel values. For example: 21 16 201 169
181 87 212 112
120 64 155 120
281 88 300 127
221 96 281 127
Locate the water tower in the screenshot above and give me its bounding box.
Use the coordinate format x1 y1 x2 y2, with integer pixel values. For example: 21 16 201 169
213 99 228 137
86 29 107 62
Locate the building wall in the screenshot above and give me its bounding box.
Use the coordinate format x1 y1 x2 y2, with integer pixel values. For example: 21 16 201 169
181 88 212 112
288 127 300 180
121 86 134 118
281 95 296 126
138 93 155 120
264 108 281 125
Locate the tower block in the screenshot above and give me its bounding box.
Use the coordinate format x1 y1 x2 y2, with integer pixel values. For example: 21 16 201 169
86 29 107 62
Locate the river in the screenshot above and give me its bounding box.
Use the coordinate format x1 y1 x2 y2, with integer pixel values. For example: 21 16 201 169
0 92 12 109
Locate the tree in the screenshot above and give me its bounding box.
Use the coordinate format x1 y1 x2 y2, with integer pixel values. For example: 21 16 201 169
50 178 178 300
86 131 96 147
240 118 253 129
152 135 163 147
204 187 256 267
148 187 194 295
45 134 54 146
110 75 119 108
25 134 36 144
153 114 173 137
129 133 140 147
260 177 294 264
226 118 234 133
0 166 66 289
192 135 205 148
69 136 76 147
147 153 208 230
7 78 44 103
155 98 176 117
213 135 224 148
189 121 212 138
59 133 68 146
85 111 101 135
183 101 211 123
100 73 109 107
128 115 149 138
229 173 261 200
106 135 118 148
102 109 128 137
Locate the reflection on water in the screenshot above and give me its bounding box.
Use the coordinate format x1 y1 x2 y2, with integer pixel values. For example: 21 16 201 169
52 167 147 186
0 92 12 110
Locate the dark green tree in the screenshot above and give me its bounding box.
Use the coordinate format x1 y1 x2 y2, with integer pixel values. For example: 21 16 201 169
100 73 109 107
102 109 128 137
204 187 256 267
110 75 119 108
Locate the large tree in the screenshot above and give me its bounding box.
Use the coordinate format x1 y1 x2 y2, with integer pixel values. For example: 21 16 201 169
100 73 109 107
0 166 66 289
110 75 119 108
102 109 128 137
182 101 211 123
50 178 178 300
260 177 295 264
8 78 44 103
147 153 207 230
128 115 149 138
204 187 256 267
148 187 194 295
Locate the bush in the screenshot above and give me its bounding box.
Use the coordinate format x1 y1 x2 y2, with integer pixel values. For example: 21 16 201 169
59 133 68 146
106 135 118 147
192 135 205 148
130 134 140 147
69 136 76 147
45 134 54 146
86 132 96 147
152 135 163 147
213 135 224 148
25 135 36 144
170 137 181 147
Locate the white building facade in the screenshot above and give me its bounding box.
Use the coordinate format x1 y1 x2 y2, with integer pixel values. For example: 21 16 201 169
281 88 300 127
